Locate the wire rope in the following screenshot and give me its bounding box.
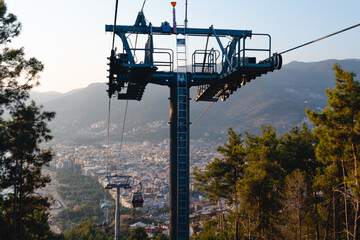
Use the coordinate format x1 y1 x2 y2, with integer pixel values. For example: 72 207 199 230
134 0 148 62
115 1 146 170
190 102 215 129
106 98 111 174
279 23 360 55
118 100 129 170
185 0 188 29
141 0 147 12
106 0 119 175
111 0 119 50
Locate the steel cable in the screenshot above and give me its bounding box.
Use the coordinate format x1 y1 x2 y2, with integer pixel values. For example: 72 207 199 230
106 0 119 175
190 102 215 129
106 98 111 174
118 100 129 169
279 23 360 55
111 0 119 50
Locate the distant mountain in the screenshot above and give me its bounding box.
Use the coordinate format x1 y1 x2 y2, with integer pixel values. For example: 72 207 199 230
31 59 360 143
30 91 63 103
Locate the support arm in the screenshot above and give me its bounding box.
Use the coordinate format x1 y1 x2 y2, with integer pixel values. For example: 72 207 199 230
211 25 234 73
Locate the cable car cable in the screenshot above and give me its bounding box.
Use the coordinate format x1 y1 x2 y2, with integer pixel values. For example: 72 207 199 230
106 0 119 175
106 98 111 174
190 102 215 129
141 0 147 12
111 0 119 50
134 0 148 61
116 1 147 168
279 23 360 55
185 0 188 29
118 100 129 170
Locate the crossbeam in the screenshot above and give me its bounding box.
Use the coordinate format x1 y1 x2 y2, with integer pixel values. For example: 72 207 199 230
106 25 252 38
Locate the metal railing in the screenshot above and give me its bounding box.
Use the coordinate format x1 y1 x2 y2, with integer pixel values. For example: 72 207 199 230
121 47 174 71
192 49 220 74
237 33 272 67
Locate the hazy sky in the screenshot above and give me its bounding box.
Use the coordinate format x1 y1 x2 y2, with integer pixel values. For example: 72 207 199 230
6 0 360 93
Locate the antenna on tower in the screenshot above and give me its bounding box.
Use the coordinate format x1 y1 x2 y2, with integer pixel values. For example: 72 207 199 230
171 2 177 34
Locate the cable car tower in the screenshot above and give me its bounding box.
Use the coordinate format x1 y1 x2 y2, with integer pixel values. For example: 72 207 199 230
105 2 282 239
104 174 132 240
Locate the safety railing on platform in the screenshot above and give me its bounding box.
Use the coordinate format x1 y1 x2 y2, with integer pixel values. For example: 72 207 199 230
236 33 272 67
192 49 220 74
120 47 174 71
153 48 174 71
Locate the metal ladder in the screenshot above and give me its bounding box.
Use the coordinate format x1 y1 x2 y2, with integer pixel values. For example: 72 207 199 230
176 25 189 239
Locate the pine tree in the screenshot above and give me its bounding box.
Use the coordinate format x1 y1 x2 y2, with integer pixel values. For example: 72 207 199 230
282 169 307 239
278 124 321 239
0 1 58 239
307 63 360 239
194 127 246 239
239 125 284 240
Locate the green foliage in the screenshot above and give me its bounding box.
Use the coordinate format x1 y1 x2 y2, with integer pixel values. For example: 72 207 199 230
240 125 284 239
63 221 114 240
0 1 59 239
306 63 360 239
194 125 318 239
56 165 109 207
158 206 170 214
0 1 43 111
152 230 168 240
191 218 227 240
0 0 21 44
153 232 168 240
282 169 307 239
306 64 360 165
194 127 246 238
278 124 319 175
128 227 148 240
54 166 114 231
278 124 321 238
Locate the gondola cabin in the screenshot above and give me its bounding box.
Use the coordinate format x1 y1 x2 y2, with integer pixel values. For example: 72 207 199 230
132 191 144 208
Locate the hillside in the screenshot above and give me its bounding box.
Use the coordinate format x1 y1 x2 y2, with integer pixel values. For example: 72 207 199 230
31 59 360 143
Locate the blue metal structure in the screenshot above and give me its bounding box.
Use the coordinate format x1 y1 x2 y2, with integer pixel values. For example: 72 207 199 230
104 175 131 240
106 10 282 240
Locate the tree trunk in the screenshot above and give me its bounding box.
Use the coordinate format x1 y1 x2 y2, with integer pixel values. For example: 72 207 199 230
355 203 360 240
12 158 19 240
234 170 239 240
341 158 350 240
314 191 320 240
234 199 239 240
248 214 251 240
297 187 302 240
324 203 331 240
333 189 336 240
235 218 238 240
19 158 24 240
299 214 302 240
352 142 360 239
219 201 228 240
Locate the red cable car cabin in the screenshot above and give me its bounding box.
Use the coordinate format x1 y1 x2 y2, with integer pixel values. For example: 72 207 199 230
132 192 144 208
